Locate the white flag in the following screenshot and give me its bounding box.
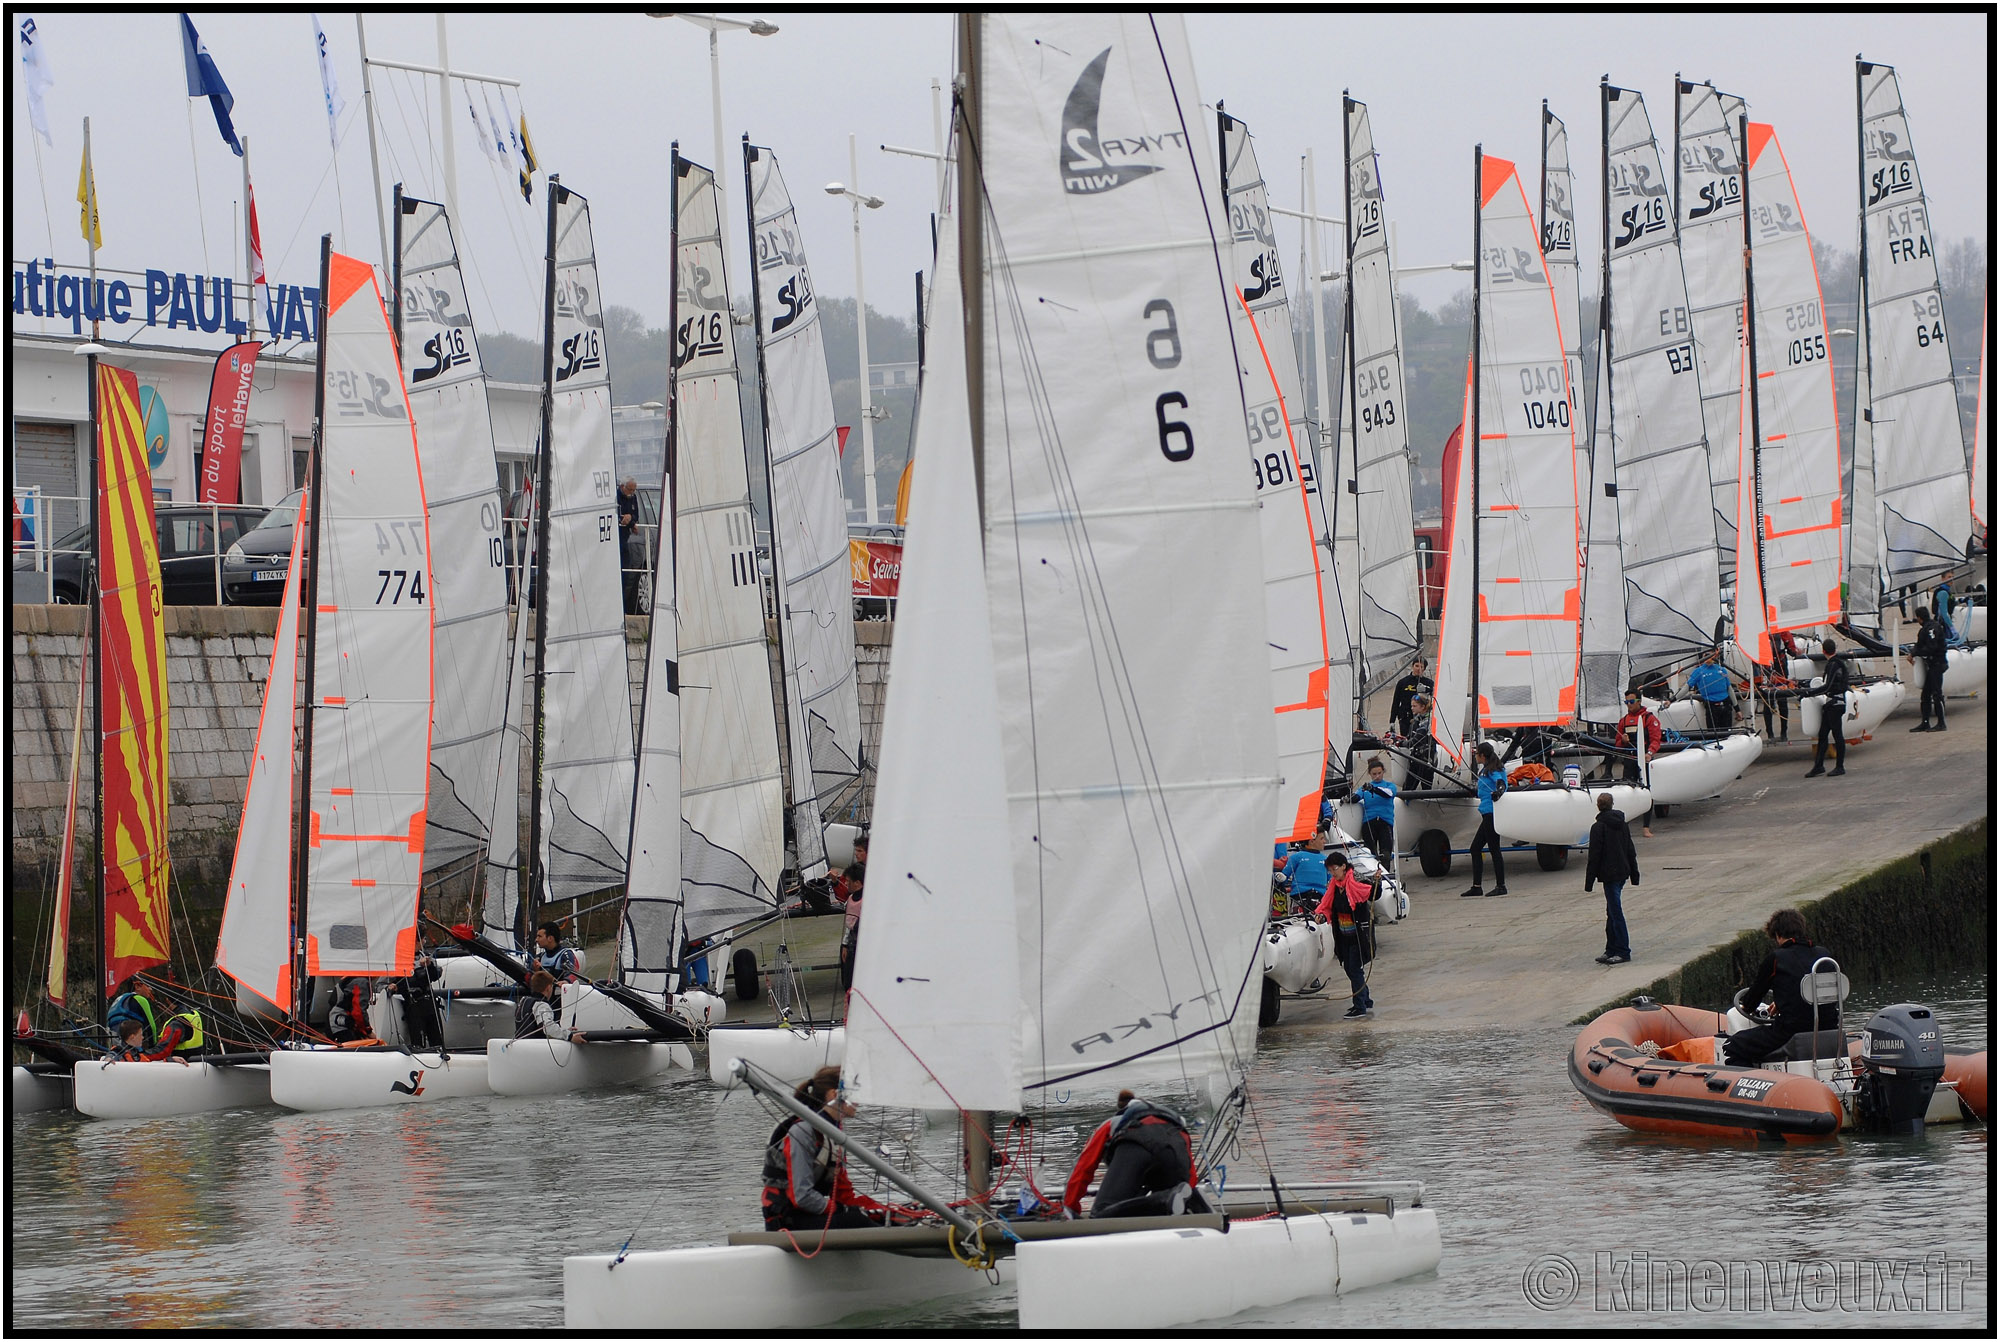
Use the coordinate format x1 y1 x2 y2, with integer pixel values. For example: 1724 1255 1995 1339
500 86 526 172
480 85 509 164
465 81 499 163
18 13 54 147
311 14 345 148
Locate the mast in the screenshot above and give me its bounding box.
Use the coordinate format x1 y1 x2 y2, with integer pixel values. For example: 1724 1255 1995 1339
1852 55 1872 610
1342 91 1364 716
87 347 104 1021
741 137 803 872
1597 79 1616 681
1738 111 1770 616
390 183 404 347
953 8 994 1199
354 16 392 274
527 176 560 932
292 235 334 1014
1468 144 1483 737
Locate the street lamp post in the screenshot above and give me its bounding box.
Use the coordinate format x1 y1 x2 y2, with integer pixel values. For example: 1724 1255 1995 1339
827 146 886 523
649 13 779 279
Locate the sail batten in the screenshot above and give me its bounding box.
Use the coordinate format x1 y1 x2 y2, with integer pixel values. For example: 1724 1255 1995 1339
673 154 786 941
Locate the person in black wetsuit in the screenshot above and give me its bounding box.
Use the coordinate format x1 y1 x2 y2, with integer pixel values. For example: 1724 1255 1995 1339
1089 1098 1210 1219
1805 639 1851 778
1722 909 1840 1067
1389 658 1435 739
1910 605 1949 733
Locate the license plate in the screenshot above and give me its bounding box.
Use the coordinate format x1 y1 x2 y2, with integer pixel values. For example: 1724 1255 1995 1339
253 568 288 581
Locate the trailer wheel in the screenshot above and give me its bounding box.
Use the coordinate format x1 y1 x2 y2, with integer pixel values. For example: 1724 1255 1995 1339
1536 843 1569 872
1258 977 1281 1028
731 949 760 1002
1416 830 1451 878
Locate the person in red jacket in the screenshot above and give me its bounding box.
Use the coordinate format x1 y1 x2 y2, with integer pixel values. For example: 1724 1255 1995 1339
1614 691 1662 837
1316 852 1379 1018
1062 1090 1136 1216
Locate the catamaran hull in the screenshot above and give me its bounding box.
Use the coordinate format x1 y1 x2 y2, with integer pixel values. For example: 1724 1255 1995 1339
1014 1208 1441 1328
1654 698 1704 733
11 1066 72 1114
1644 734 1762 805
564 984 726 1033
564 1244 1010 1329
268 1048 491 1112
707 1026 844 1089
1263 918 1336 994
72 1059 272 1119
1796 681 1903 743
486 1038 693 1096
1493 785 1652 846
1906 647 1987 698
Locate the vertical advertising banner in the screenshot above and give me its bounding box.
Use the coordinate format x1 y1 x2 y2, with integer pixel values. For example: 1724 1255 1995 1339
198 339 261 504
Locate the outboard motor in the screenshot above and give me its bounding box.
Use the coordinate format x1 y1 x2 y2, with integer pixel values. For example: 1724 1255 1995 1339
1854 1004 1947 1135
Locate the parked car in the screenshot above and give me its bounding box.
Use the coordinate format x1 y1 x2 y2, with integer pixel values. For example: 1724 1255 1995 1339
11 503 267 605
220 488 304 605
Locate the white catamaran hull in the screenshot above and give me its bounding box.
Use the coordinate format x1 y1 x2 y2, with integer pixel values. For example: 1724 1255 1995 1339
486 1038 693 1096
268 1047 491 1112
1796 681 1904 743
1643 734 1762 805
1263 918 1336 995
707 1025 844 1089
12 1066 73 1114
565 1243 1011 1329
1906 646 1987 698
563 983 726 1033
1493 785 1653 847
72 1059 273 1119
1014 1207 1442 1329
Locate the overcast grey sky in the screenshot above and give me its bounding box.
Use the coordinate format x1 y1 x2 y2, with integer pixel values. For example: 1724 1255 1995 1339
12 11 1989 340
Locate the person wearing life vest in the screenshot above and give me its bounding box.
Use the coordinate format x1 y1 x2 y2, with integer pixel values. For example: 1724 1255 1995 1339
106 1019 148 1061
138 1007 204 1062
1060 1090 1136 1217
1280 831 1331 916
760 1065 889 1231
326 977 375 1043
1723 909 1840 1067
1614 691 1662 837
105 979 160 1050
515 970 584 1044
1084 1096 1207 1219
1388 657 1435 739
532 922 585 982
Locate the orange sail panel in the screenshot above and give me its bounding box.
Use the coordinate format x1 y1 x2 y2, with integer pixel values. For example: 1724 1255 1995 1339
95 363 172 993
301 251 434 977
48 654 88 1007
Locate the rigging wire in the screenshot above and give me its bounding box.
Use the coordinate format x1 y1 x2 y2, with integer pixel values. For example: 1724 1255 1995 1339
186 101 213 275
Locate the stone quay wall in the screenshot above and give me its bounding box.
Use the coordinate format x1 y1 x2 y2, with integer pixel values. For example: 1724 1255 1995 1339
9 603 890 897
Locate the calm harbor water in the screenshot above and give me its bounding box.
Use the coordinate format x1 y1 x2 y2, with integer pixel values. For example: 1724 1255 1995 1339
12 971 1987 1329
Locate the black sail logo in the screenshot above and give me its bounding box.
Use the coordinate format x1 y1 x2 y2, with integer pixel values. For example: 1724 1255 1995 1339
1059 48 1163 195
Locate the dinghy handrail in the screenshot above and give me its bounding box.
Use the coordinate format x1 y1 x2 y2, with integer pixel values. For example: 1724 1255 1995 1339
732 1058 995 1244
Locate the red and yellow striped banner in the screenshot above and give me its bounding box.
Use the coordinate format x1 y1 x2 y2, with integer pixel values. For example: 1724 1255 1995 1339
96 363 173 992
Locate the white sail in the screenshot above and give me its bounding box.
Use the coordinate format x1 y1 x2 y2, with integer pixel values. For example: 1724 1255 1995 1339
397 196 514 881
1858 59 1971 595
1732 336 1769 664
216 508 306 1010
1221 109 1332 841
1471 152 1581 729
1578 338 1627 723
844 186 1022 1114
1677 80 1749 578
620 446 680 986
1541 104 1589 534
745 146 862 882
980 13 1277 1094
538 184 636 905
673 155 786 939
1428 413 1473 772
482 585 527 950
1347 94 1421 695
1848 280 1879 617
1603 84 1720 677
1329 342 1361 754
1746 123 1843 636
1973 301 1989 535
303 252 433 977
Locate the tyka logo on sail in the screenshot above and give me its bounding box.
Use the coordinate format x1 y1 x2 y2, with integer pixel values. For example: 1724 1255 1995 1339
1059 48 1178 195
1069 988 1224 1056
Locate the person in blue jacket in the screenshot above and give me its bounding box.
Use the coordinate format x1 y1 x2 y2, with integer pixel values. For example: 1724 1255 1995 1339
1687 647 1733 731
1280 830 1332 914
1355 757 1398 860
1464 742 1508 899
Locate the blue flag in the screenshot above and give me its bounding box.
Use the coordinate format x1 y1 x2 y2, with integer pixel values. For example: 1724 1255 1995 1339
180 13 242 157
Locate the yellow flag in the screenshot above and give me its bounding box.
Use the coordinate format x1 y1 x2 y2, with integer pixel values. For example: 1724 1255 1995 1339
77 145 102 249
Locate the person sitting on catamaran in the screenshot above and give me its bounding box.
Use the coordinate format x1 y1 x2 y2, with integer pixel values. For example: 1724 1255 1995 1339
516 970 584 1044
327 977 375 1044
137 1006 204 1062
1083 1097 1208 1219
105 1019 147 1061
104 978 160 1049
760 1065 891 1232
532 922 585 982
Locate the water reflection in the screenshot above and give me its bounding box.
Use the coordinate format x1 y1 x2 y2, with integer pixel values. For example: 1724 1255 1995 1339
11 972 1987 1329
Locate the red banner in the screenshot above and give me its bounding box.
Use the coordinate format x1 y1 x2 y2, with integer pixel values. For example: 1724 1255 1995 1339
198 339 261 504
97 364 173 992
849 539 903 598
